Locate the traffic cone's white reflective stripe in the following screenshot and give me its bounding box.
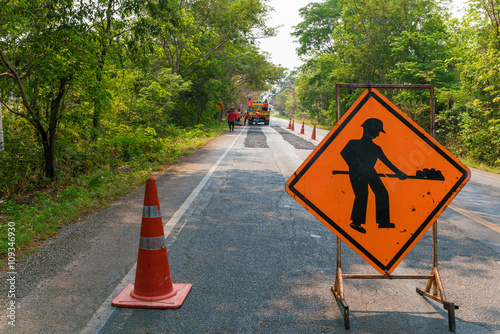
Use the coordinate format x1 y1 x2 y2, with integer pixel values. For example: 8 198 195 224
139 235 166 250
143 205 161 218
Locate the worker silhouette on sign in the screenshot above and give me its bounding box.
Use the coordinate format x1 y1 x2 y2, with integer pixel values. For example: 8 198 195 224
341 118 407 234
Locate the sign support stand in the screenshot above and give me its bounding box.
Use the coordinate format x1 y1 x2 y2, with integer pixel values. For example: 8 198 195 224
331 84 458 332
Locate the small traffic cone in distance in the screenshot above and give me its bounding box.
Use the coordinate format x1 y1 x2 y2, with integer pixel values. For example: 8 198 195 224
311 124 317 140
112 178 191 309
287 118 292 129
291 120 295 131
300 121 305 135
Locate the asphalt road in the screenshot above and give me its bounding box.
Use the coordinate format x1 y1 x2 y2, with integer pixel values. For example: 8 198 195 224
1 117 499 333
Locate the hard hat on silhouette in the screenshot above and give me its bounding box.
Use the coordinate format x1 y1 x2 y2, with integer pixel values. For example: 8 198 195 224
361 118 385 136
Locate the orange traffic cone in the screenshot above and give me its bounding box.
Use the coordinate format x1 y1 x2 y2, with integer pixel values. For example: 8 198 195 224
287 118 292 129
291 120 295 131
300 122 305 135
112 178 191 309
311 124 317 140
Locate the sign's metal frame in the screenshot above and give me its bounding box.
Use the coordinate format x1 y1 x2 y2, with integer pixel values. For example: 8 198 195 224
332 83 458 332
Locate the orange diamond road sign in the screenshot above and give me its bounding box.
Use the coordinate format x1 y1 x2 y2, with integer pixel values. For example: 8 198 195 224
285 88 470 274
216 101 224 111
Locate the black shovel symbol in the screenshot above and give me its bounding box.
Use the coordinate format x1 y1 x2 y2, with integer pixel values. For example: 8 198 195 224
332 168 445 181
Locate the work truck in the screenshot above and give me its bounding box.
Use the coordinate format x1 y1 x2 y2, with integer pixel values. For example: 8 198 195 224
247 101 270 125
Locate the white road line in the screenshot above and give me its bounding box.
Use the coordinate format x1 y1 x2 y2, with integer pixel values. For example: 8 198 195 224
164 129 244 237
80 130 244 334
448 204 500 233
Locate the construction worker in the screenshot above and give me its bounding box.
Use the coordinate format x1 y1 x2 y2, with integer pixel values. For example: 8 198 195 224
236 109 241 123
244 110 249 125
340 118 407 234
247 98 253 111
262 99 269 111
227 107 236 132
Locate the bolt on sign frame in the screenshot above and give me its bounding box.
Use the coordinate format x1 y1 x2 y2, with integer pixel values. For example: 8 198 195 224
332 83 460 331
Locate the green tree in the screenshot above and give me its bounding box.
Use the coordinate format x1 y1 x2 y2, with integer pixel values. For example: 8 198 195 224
292 0 454 125
87 0 141 140
0 0 285 186
129 0 280 126
441 0 500 165
275 83 299 118
292 0 341 57
0 0 96 179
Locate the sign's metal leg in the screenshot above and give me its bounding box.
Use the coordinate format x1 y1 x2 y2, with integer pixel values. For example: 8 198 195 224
332 267 350 329
416 222 458 332
444 302 457 332
332 225 457 332
332 237 350 329
416 271 458 332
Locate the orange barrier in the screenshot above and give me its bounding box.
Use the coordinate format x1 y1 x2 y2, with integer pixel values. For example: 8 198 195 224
287 118 292 129
311 124 317 140
112 178 191 309
300 122 305 135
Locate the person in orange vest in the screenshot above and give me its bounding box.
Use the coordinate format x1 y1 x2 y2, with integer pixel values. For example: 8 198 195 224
227 107 236 132
255 110 261 124
243 110 250 125
247 97 253 111
236 109 241 123
262 99 269 111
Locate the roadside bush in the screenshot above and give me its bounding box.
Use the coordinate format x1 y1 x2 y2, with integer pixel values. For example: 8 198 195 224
0 132 43 198
460 114 500 166
436 106 468 155
98 125 163 163
437 106 500 166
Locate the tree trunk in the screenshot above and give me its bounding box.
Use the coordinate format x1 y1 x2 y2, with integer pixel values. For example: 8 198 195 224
40 129 55 180
38 77 68 180
197 106 203 124
91 0 113 141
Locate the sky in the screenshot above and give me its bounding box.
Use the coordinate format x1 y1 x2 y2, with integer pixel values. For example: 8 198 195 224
258 0 469 71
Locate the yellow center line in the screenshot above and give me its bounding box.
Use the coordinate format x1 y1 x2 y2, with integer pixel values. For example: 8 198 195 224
448 204 500 233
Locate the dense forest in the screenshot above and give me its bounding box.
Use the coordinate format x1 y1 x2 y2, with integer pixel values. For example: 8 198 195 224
0 0 284 189
274 0 500 168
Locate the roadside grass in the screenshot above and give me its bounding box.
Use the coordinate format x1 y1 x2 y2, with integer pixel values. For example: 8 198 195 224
459 157 500 174
0 123 226 268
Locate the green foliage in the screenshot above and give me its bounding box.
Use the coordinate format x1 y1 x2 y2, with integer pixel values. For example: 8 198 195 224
436 105 500 166
459 110 500 165
292 0 341 56
390 30 455 87
127 0 283 126
0 0 282 182
0 111 43 196
287 0 499 168
290 0 454 130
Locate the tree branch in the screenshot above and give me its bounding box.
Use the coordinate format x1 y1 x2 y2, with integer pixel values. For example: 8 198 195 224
0 72 14 79
180 33 235 77
0 50 33 115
